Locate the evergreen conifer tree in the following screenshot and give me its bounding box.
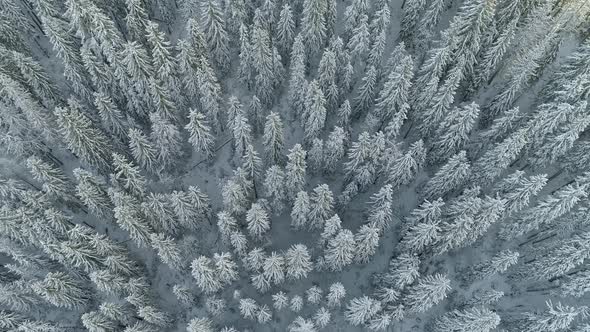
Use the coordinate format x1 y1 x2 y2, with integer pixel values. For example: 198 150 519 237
285 144 307 199
345 296 381 326
432 307 500 332
128 128 158 174
301 0 327 53
54 103 112 171
263 112 285 165
403 273 451 314
325 229 355 271
201 0 230 71
423 151 471 200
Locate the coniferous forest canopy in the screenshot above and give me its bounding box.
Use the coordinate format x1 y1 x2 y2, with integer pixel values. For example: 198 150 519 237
2 0 590 330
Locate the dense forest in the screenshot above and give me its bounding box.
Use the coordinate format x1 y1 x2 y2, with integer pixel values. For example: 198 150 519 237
1 0 590 330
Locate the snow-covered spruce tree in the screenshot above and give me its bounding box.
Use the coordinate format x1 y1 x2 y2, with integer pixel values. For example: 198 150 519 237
523 102 583 156
128 128 158 174
138 305 170 327
0 280 40 312
239 298 258 320
186 109 215 158
464 195 505 247
485 20 562 120
264 165 287 213
90 270 127 296
304 80 327 142
221 175 249 216
285 244 313 280
472 16 518 90
93 91 127 141
257 303 273 324
368 29 387 71
291 191 310 229
81 310 117 332
400 0 427 42
561 269 590 298
191 256 222 294
251 23 278 106
54 103 113 171
348 14 370 62
519 301 588 332
201 0 230 71
417 55 465 137
532 106 590 167
213 252 239 285
285 144 307 200
315 306 331 328
110 189 153 247
521 232 590 282
273 291 289 311
246 202 270 239
216 211 238 242
41 15 93 101
306 285 323 304
324 126 347 173
337 99 353 131
146 20 178 83
251 272 272 294
345 296 381 326
434 187 483 254
354 223 380 264
301 0 327 54
352 65 377 116
326 282 346 308
249 95 265 135
125 0 149 42
403 273 451 314
290 295 304 312
149 112 183 172
288 33 309 118
276 3 295 56
31 271 88 309
317 49 338 111
369 48 413 131
325 228 355 271
263 251 285 285
379 253 420 291
387 139 426 190
471 128 528 187
308 184 334 230
430 102 480 163
26 156 73 201
465 249 519 283
150 233 183 269
367 184 394 230
187 317 215 332
232 112 253 158
432 306 500 332
339 131 387 203
226 96 244 132
112 153 146 197
263 112 285 165
308 138 324 173
500 182 587 240
423 151 471 200
149 81 181 126
477 106 523 143
288 316 316 332
242 144 263 196
496 172 547 217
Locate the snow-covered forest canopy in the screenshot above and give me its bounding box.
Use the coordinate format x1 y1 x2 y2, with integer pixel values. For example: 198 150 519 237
2 0 590 330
